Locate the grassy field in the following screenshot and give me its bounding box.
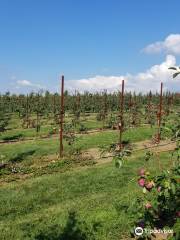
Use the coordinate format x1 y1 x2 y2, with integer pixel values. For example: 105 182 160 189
0 111 179 240
0 150 173 240
0 126 156 163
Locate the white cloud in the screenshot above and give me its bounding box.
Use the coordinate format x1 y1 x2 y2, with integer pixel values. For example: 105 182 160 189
143 34 180 55
66 75 124 93
66 55 180 93
17 80 32 86
16 80 45 89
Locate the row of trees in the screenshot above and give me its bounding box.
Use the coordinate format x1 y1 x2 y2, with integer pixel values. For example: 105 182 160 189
0 90 179 115
0 90 179 133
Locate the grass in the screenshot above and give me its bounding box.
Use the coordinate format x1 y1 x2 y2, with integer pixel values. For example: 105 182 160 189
0 151 173 240
0 111 178 239
0 125 54 140
75 126 156 149
0 126 156 163
1 116 102 140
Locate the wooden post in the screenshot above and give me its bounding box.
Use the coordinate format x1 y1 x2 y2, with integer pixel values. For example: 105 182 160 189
18 96 21 117
76 92 81 121
36 93 40 134
128 92 132 127
77 93 80 109
53 94 56 116
148 91 152 108
103 90 107 129
157 82 163 143
129 92 132 108
59 75 64 158
26 94 29 128
119 80 124 150
148 90 152 127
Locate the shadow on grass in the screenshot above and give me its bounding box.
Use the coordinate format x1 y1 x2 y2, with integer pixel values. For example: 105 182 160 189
34 211 100 240
2 133 23 141
9 149 36 163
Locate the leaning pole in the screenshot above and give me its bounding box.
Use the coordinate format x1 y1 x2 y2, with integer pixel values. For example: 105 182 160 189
119 79 124 151
157 82 163 143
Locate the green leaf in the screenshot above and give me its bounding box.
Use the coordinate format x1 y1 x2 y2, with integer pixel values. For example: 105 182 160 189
115 159 122 168
161 126 171 132
143 187 147 194
168 67 177 70
173 72 180 78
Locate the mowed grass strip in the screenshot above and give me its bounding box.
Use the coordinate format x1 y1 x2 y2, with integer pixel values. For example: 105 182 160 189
0 126 156 163
0 151 172 240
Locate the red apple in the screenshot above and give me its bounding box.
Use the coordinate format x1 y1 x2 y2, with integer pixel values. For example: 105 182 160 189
138 178 145 187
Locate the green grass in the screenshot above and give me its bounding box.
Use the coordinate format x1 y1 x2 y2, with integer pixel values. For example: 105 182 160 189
0 125 54 140
2 115 102 140
81 120 103 130
0 110 177 239
75 126 156 149
0 126 156 163
3 108 176 141
0 151 173 240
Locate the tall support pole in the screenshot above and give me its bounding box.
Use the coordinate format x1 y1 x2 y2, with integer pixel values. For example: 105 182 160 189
147 91 153 127
103 90 107 129
128 92 132 127
119 80 124 151
76 92 81 121
148 91 152 109
59 75 64 158
17 95 20 116
36 93 40 134
157 82 163 143
77 93 81 109
53 94 56 116
26 94 29 128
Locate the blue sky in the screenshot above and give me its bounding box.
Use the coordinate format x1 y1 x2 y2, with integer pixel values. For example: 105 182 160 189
0 0 180 93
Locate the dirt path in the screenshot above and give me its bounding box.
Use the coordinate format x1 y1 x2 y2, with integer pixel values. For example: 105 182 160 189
87 139 176 159
79 139 177 166
0 125 151 145
133 139 176 153
0 139 177 186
